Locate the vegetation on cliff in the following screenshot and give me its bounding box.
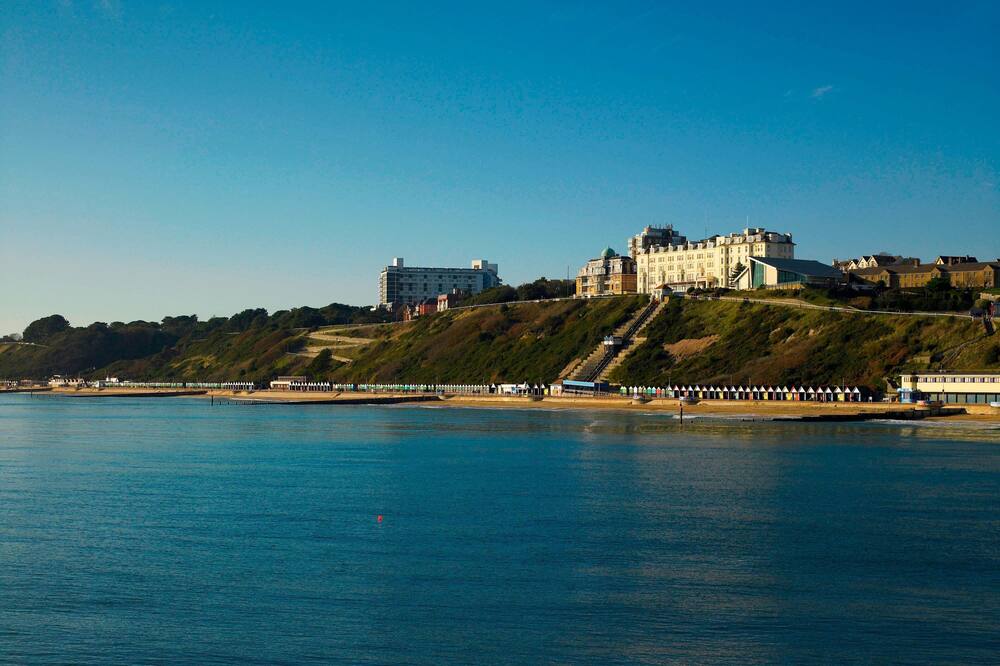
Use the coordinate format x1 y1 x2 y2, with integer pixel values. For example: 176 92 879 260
324 296 644 383
3 292 997 391
0 304 388 380
609 298 999 390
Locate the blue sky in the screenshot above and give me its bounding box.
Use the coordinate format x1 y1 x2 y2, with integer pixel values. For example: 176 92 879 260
1 1 997 333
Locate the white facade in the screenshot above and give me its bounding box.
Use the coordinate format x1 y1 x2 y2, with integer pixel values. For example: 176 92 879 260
379 258 501 306
635 227 794 292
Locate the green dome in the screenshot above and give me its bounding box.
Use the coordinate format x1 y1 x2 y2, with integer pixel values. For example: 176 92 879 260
600 247 617 259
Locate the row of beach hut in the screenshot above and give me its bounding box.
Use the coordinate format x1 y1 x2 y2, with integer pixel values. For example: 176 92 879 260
620 385 868 402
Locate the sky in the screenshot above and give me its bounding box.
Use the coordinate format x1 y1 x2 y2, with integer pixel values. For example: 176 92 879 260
1 1 997 334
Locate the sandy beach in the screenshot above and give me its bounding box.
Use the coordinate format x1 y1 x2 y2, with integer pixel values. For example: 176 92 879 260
37 387 1000 423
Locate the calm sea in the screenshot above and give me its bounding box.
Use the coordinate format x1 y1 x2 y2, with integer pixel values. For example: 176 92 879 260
1 394 998 664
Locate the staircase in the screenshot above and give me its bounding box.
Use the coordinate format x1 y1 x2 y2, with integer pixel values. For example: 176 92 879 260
565 299 667 383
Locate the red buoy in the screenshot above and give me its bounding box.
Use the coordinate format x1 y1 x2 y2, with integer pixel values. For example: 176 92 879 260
377 514 383 523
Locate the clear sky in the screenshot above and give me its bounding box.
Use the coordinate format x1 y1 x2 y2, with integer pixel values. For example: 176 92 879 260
1 1 997 334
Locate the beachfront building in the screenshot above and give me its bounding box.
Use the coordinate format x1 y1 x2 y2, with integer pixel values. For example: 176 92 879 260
270 375 307 390
634 227 795 293
897 372 1000 405
576 248 637 297
850 261 1000 289
732 257 845 290
378 257 500 308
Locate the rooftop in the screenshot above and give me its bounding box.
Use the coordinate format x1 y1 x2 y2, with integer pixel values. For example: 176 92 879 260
750 257 844 278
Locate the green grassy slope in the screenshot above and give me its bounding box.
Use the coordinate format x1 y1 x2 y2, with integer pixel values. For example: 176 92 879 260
327 296 646 383
609 298 1000 390
6 295 996 390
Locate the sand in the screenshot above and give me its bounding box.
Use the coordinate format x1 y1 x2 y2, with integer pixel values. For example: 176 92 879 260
36 387 1000 424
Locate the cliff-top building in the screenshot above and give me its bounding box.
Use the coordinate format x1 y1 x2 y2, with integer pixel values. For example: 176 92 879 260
378 257 500 307
576 247 637 297
833 254 920 271
627 225 687 258
634 226 795 293
849 260 1000 290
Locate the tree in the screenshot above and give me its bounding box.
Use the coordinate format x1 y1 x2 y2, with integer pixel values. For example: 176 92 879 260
925 276 951 293
23 314 70 343
729 262 746 287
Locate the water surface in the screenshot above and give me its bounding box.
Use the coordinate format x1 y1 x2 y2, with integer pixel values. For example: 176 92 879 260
1 395 998 663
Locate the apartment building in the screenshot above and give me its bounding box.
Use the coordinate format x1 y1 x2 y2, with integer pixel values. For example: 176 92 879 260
379 257 500 307
635 227 795 292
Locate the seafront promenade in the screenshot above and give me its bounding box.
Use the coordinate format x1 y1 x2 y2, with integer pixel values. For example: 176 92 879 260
37 386 1000 422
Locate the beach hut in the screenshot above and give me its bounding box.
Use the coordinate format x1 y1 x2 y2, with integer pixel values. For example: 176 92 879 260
797 386 807 401
807 387 817 401
834 387 845 402
850 386 862 402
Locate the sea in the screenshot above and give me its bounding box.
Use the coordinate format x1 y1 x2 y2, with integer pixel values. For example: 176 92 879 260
1 393 998 664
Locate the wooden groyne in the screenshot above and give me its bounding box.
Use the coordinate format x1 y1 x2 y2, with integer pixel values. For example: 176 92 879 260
222 394 444 406
54 390 209 398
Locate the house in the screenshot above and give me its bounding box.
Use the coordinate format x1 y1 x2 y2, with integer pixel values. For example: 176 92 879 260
733 257 844 290
850 261 1000 289
437 289 466 311
416 298 438 317
935 255 977 266
832 254 920 271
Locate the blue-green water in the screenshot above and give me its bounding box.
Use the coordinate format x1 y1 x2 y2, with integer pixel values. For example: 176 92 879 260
1 394 998 664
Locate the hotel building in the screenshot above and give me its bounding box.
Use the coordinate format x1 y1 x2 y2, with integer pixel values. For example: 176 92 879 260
634 227 795 292
576 247 637 297
379 257 500 307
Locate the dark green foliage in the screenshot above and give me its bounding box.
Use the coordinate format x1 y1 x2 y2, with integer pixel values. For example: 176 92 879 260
925 276 951 292
304 348 336 377
22 314 70 343
873 287 976 313
1 303 390 380
461 278 576 306
462 285 519 306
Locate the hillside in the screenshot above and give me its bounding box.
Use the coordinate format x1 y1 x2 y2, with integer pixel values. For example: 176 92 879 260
0 305 389 381
322 296 645 383
608 298 1000 391
3 295 997 390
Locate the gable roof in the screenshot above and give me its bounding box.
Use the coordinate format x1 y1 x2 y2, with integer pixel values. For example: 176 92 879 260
850 262 999 276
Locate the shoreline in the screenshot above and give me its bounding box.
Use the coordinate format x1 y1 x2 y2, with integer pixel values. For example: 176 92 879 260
36 387 1000 423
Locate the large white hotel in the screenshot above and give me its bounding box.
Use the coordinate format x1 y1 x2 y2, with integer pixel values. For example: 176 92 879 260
378 257 500 307
631 225 795 292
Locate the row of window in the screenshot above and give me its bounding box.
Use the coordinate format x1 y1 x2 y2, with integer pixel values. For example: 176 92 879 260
915 376 1000 383
930 393 1000 404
